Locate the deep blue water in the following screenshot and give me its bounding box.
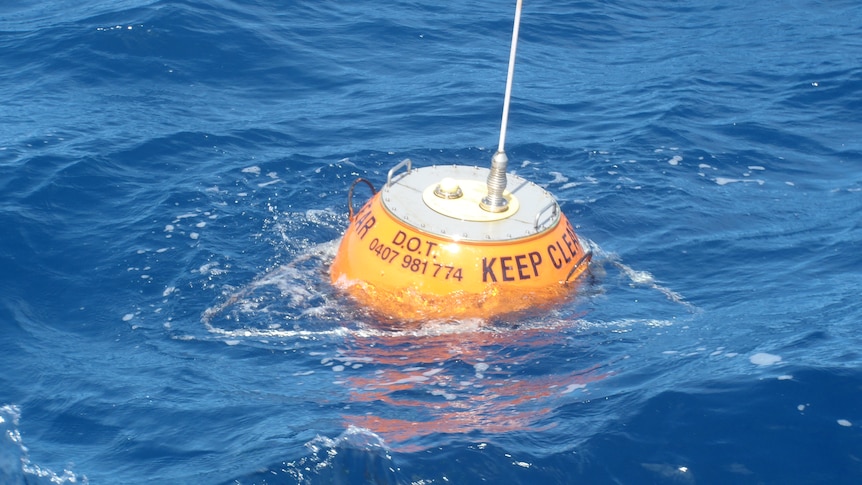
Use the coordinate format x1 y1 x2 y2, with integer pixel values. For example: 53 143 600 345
2 0 861 483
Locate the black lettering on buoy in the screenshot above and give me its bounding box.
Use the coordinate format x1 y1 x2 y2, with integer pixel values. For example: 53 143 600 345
354 209 375 241
500 256 515 282
548 244 563 269
392 230 407 247
561 232 578 260
528 251 542 277
424 241 438 257
487 251 545 282
515 254 530 280
555 241 573 264
482 257 498 282
406 236 422 253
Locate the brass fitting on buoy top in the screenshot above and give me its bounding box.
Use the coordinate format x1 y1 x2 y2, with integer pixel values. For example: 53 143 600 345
434 178 463 199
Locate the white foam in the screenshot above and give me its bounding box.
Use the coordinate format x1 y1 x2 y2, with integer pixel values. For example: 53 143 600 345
242 166 261 175
382 375 429 386
561 383 586 394
607 254 693 310
668 155 682 166
306 425 389 453
474 362 489 378
837 419 852 427
430 389 457 400
257 179 281 188
749 352 782 366
197 262 218 274
1 404 86 484
715 177 765 186
548 171 568 184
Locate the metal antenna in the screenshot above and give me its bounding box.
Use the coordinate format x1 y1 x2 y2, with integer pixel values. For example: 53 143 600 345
481 0 523 213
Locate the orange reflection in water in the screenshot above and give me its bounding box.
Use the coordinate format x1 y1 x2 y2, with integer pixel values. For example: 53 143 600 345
339 323 609 450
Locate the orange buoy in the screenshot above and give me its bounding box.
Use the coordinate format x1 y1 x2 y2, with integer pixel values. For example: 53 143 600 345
330 161 591 321
330 0 591 320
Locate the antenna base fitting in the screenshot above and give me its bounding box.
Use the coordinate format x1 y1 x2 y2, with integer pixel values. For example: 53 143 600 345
480 150 510 213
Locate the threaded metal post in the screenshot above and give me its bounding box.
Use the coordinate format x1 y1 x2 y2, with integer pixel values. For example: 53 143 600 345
480 150 509 212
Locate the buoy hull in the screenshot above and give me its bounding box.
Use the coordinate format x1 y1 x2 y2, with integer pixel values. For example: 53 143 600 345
330 182 591 321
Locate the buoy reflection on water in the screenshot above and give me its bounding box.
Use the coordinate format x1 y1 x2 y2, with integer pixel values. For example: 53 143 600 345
336 323 610 451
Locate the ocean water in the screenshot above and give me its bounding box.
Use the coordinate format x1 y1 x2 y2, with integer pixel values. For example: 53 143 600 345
1 0 861 483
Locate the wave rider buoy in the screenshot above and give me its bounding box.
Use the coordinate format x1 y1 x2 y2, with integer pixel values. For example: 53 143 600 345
330 0 591 321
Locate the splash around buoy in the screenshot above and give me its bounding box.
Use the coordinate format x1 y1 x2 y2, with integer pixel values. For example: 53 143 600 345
330 162 591 321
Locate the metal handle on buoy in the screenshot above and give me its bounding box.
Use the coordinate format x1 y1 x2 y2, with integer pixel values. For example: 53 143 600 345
534 201 559 231
347 178 376 220
481 0 523 213
386 158 413 188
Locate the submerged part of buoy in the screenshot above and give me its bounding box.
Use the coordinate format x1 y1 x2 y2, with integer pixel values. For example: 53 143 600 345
330 0 591 320
330 161 591 321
